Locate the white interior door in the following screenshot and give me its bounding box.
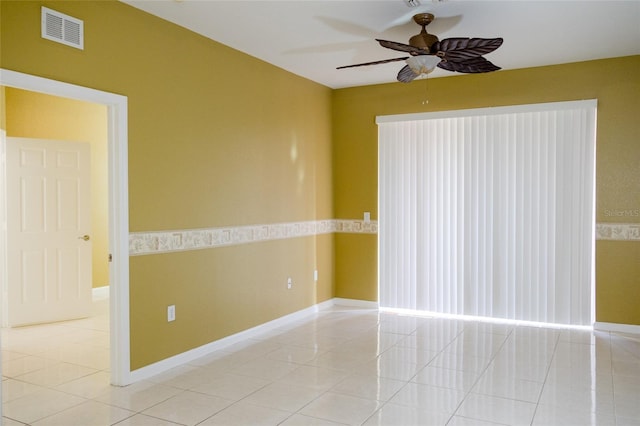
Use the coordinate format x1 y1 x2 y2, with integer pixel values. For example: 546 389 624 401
6 137 92 326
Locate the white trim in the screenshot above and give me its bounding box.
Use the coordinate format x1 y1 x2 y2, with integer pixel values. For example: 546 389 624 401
129 298 336 382
376 99 598 124
0 69 131 386
0 130 7 327
332 298 379 309
0 129 4 418
92 285 110 301
595 321 640 335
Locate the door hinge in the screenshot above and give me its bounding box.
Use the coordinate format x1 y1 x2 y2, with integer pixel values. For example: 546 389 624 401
108 254 113 262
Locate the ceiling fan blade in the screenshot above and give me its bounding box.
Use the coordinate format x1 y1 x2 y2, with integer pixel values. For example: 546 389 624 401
437 56 501 73
434 37 503 62
337 56 410 70
397 65 419 83
316 16 376 38
376 39 430 55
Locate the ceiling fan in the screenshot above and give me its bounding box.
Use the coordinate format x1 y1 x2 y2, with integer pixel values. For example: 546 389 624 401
337 13 503 83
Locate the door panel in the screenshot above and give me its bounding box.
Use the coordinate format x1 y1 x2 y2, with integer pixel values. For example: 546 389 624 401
6 137 92 326
20 176 46 232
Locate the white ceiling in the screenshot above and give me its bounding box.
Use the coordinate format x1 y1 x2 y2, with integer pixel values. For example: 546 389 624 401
121 0 640 89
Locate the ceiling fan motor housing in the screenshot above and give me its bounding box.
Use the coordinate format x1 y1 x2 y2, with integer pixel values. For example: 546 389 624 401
409 31 439 52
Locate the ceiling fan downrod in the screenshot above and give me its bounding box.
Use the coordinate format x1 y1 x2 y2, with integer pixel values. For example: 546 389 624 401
409 13 439 52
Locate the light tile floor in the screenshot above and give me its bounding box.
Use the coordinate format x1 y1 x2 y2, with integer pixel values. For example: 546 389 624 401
2 300 640 426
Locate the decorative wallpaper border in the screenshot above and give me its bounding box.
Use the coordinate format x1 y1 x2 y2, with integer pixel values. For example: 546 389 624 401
129 219 378 256
596 223 640 241
129 220 636 256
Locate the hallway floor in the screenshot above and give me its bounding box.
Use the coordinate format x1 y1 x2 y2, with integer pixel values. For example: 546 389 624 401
2 299 640 425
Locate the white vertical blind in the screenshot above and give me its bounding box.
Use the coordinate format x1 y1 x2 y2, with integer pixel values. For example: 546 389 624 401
378 101 596 326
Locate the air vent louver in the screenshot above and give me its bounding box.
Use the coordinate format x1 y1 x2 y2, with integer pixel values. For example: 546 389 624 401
41 7 84 50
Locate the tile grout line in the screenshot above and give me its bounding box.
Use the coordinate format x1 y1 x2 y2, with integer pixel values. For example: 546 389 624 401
529 328 562 426
445 324 517 425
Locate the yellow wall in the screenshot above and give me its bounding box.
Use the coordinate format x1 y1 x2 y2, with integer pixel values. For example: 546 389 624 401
4 88 109 288
332 56 640 325
0 86 5 130
0 0 334 369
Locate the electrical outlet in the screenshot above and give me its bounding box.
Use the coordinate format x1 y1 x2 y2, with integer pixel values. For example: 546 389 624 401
287 277 292 289
167 305 176 322
314 269 318 282
364 212 371 223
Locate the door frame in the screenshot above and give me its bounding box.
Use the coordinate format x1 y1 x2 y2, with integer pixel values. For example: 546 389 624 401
0 69 132 386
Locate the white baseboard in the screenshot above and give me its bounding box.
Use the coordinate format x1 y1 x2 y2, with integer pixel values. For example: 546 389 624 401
332 297 379 309
595 321 640 335
92 286 109 301
129 298 337 383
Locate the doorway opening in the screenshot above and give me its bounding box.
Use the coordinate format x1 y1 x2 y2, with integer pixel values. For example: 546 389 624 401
0 69 131 386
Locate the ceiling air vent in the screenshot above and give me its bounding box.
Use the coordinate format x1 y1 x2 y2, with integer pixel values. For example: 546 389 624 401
41 7 84 50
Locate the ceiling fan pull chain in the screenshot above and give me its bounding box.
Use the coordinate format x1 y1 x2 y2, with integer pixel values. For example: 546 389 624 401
421 75 430 105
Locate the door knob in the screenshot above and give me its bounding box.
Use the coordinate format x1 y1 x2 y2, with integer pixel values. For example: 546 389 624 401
78 235 90 241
